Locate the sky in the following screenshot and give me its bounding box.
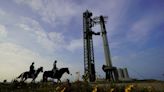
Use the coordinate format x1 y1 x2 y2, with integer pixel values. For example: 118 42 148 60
0 0 164 82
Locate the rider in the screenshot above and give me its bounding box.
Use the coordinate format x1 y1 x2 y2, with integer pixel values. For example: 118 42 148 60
30 62 35 77
52 60 58 76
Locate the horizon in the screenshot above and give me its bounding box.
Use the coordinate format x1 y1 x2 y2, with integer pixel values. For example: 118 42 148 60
0 0 164 82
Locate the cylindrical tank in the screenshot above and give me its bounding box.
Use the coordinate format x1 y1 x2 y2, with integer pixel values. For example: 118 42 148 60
99 16 112 67
117 68 124 80
123 68 129 79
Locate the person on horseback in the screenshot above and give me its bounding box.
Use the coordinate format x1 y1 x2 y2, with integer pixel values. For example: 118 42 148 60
52 60 58 76
29 62 35 77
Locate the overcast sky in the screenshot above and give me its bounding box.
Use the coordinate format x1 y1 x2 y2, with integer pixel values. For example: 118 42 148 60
0 0 164 82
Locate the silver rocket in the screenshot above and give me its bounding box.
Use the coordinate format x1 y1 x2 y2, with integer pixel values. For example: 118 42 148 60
99 16 112 68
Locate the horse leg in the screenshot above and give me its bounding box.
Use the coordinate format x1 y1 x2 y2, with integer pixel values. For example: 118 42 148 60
31 80 35 83
43 76 47 82
32 77 36 83
23 77 27 82
43 76 45 82
45 77 48 82
57 79 61 83
21 76 24 82
20 73 26 82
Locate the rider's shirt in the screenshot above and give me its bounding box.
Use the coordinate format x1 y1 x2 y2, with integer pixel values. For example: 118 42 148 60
30 65 34 72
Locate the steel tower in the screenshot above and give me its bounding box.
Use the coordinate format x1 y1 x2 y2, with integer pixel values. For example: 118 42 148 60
83 10 118 82
83 10 99 82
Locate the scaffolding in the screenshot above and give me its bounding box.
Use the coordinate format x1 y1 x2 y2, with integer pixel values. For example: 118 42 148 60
83 10 100 82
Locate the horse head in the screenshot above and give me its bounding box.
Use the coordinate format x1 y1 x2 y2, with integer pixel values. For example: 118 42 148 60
66 68 70 74
34 67 43 77
58 68 70 75
38 67 43 72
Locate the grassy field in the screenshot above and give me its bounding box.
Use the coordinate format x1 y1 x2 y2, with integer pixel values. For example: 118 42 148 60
0 81 164 92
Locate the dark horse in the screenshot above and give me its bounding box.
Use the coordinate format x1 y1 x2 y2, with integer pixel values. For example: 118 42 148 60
43 68 70 82
17 67 43 82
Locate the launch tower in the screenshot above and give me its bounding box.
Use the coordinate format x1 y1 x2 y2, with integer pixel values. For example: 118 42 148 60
83 10 118 82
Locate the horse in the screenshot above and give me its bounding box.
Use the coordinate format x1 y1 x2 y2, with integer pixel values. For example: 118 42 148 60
43 68 70 82
17 67 43 82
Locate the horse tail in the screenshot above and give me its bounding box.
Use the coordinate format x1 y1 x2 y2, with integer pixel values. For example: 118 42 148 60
17 73 24 79
17 73 22 79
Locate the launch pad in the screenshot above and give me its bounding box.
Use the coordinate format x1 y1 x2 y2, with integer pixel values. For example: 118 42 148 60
83 10 119 82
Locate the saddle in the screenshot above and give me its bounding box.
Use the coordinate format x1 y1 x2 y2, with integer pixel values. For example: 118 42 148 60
52 69 58 76
29 70 35 78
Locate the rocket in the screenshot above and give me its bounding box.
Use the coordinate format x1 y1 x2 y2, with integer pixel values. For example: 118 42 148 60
99 16 113 68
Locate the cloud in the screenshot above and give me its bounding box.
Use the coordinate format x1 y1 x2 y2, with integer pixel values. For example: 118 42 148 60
0 42 41 81
66 38 83 52
16 17 67 52
0 8 66 53
127 18 154 42
127 9 164 43
17 17 43 32
48 32 65 47
0 24 7 39
17 17 84 52
0 8 83 53
13 0 131 51
0 9 6 16
14 0 79 25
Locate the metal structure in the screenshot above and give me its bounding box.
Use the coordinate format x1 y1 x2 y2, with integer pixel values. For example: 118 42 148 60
117 68 124 80
99 16 118 81
122 68 129 79
99 16 112 67
83 10 100 82
117 68 130 81
83 10 118 82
